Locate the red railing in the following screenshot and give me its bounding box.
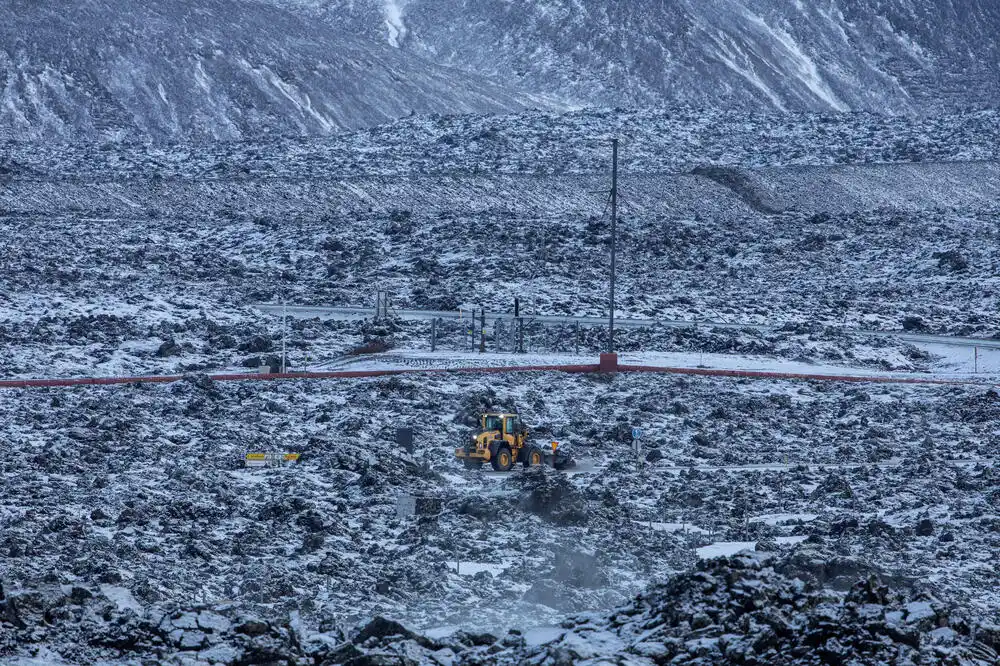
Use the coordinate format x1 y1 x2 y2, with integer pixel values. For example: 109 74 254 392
0 360 980 389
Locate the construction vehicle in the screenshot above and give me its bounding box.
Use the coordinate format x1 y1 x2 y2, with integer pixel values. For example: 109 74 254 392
455 412 546 472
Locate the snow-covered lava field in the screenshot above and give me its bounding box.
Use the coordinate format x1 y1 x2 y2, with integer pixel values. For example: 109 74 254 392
2 108 1000 664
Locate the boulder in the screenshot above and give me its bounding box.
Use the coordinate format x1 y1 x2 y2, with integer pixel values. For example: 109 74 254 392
506 467 588 526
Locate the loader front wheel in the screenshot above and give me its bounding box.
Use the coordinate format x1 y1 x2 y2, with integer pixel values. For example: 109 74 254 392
491 446 514 472
524 446 544 468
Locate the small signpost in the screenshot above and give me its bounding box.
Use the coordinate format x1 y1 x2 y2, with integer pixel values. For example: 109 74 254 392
396 427 414 454
395 494 443 520
632 427 643 464
396 494 416 520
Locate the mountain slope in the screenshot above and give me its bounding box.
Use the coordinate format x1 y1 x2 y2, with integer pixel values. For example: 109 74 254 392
0 0 537 141
293 0 1000 112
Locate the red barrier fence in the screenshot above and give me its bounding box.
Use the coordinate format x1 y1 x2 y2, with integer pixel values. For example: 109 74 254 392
617 365 968 386
0 358 982 390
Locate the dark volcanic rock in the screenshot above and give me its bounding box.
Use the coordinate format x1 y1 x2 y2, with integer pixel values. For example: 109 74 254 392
506 467 588 526
549 549 608 589
483 553 988 664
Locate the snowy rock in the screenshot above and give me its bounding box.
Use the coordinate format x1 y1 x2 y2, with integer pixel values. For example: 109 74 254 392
198 644 240 664
234 619 270 637
178 630 209 650
353 616 436 650
507 467 588 526
549 549 608 589
156 339 183 358
172 613 201 630
810 473 854 500
196 611 231 633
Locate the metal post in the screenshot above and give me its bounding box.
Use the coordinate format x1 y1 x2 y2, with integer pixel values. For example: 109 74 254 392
431 318 437 352
609 137 618 354
575 322 580 355
479 308 486 353
281 300 287 374
517 317 524 354
975 346 979 373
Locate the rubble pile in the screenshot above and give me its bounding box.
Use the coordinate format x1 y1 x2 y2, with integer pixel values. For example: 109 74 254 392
483 554 1000 665
5 554 997 665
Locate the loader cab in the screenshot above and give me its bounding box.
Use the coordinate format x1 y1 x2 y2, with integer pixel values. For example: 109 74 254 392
482 414 503 433
481 413 522 437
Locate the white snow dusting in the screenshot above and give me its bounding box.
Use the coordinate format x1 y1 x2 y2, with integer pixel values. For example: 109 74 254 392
746 13 849 112
384 0 409 48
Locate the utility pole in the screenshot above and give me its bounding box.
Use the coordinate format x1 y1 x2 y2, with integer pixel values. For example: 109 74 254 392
609 137 619 354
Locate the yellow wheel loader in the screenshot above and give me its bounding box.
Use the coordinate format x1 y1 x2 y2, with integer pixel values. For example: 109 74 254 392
455 412 545 472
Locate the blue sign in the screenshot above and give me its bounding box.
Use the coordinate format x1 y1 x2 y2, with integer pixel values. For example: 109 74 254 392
632 427 642 440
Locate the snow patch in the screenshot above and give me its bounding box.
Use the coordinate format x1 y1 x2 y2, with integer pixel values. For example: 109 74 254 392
384 0 409 48
749 513 818 526
99 585 143 612
650 522 708 534
708 33 787 111
445 561 510 576
193 59 211 94
696 541 757 559
775 535 810 546
523 626 566 646
745 13 848 112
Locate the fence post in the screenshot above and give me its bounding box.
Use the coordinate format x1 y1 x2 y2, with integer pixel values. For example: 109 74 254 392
479 308 486 353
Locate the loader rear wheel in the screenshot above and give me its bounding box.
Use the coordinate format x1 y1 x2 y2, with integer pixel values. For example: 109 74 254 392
491 446 514 472
524 446 544 468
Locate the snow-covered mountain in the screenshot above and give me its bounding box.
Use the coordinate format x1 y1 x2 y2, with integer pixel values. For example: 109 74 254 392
4 0 996 141
290 0 1000 112
0 0 538 141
